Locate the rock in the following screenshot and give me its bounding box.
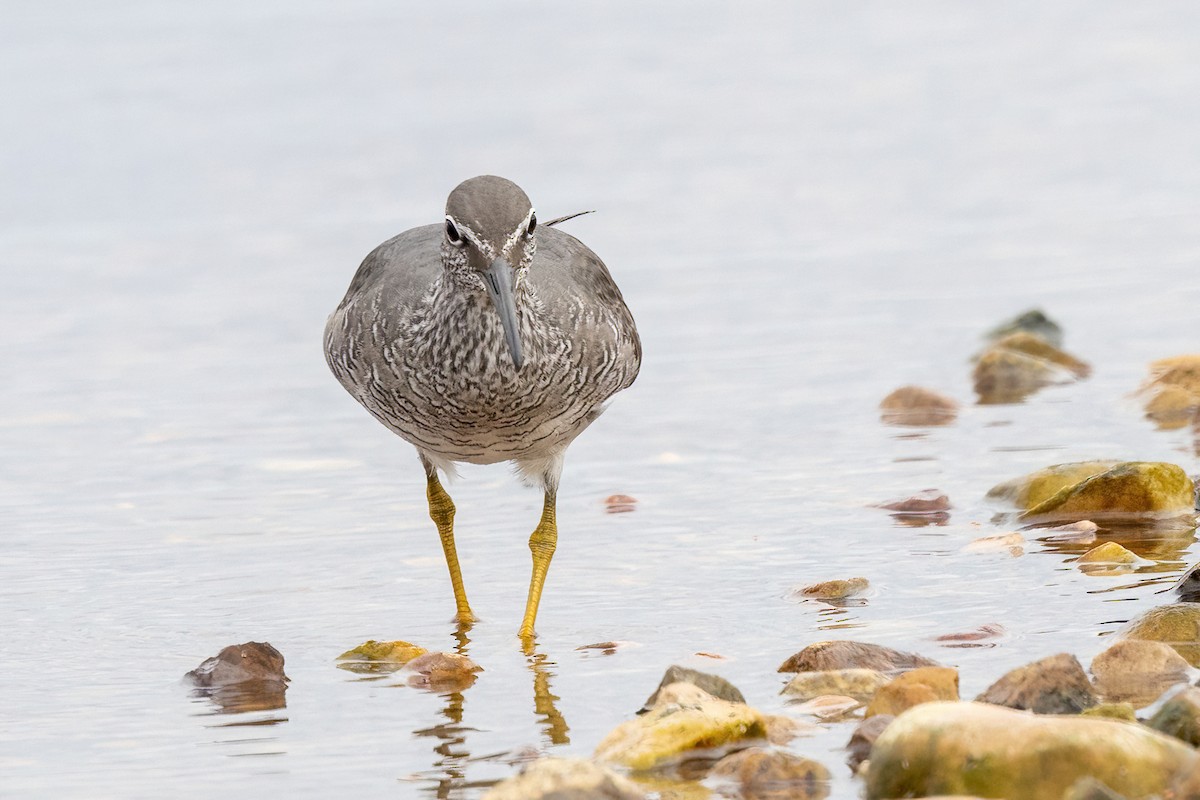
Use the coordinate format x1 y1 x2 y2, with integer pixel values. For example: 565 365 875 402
1140 355 1200 430
1063 777 1133 800
864 667 959 718
789 694 863 721
933 623 1005 647
640 665 746 712
185 641 288 687
336 639 427 673
1174 562 1200 602
1144 384 1200 430
973 346 1073 404
763 713 814 745
403 651 482 691
595 685 767 771
864 701 1197 800
986 308 1064 347
975 652 1097 714
577 641 639 656
991 331 1090 377
846 714 892 773
1090 639 1190 706
961 532 1024 556
1171 757 1200 799
707 747 831 800
1021 461 1196 523
873 489 951 515
1080 702 1137 722
986 461 1119 510
781 669 890 703
604 494 638 513
1147 687 1200 746
1037 520 1100 544
1076 542 1142 576
793 577 869 601
879 386 959 426
1119 603 1200 667
481 757 646 800
778 641 939 674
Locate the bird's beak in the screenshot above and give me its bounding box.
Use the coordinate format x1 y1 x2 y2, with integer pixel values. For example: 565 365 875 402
483 257 523 369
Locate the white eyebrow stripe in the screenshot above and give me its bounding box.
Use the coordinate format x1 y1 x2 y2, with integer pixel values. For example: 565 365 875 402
501 206 536 256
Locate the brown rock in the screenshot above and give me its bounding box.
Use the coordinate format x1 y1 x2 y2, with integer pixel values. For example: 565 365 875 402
184 641 288 687
975 652 1097 714
481 757 646 800
973 346 1073 404
778 641 939 674
880 386 959 426
846 714 893 773
709 747 831 799
874 489 951 514
640 665 745 712
404 651 482 691
604 494 638 513
990 331 1090 377
794 577 869 601
934 623 1005 647
1090 639 1190 706
864 667 959 718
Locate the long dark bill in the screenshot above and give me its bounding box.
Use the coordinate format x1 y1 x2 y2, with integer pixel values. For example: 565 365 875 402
483 257 524 369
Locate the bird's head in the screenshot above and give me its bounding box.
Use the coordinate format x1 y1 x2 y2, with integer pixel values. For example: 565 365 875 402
443 175 538 370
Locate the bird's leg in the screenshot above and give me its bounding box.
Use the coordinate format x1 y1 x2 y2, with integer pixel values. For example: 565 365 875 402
519 490 557 639
424 468 475 625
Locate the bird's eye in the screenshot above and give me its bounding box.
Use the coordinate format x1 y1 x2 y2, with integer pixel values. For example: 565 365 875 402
445 218 465 247
527 212 537 235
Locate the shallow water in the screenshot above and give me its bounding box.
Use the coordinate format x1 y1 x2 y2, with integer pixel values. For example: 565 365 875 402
4 2 1200 797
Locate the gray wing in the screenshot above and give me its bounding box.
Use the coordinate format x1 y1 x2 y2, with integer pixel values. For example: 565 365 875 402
323 224 442 396
528 226 642 395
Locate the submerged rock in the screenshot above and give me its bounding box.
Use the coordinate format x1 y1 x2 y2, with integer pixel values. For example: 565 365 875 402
789 694 863 720
185 641 288 687
781 669 890 703
873 489 951 515
933 623 1005 648
604 494 638 513
778 641 939 674
1090 639 1190 706
640 665 746 712
1139 355 1200 430
864 667 959 718
845 714 893 773
481 757 646 800
987 461 1119 511
973 346 1074 404
793 577 869 601
961 531 1024 556
336 639 428 673
595 684 767 771
1119 603 1200 667
708 747 831 800
1147 687 1200 746
1037 520 1100 544
1076 542 1144 576
402 651 482 691
864 701 1197 800
975 652 1097 714
986 308 1064 347
879 386 959 427
1021 461 1196 523
991 331 1090 376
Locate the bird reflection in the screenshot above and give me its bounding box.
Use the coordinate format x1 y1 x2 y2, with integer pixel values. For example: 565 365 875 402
413 625 571 798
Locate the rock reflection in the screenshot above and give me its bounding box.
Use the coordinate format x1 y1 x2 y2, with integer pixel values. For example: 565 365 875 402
191 679 289 717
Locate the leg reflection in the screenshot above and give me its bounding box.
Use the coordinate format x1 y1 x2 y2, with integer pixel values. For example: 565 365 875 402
526 645 570 746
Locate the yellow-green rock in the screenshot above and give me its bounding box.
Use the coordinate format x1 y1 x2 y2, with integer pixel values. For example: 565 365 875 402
1146 687 1200 746
864 701 1197 800
987 461 1119 510
1121 603 1200 667
865 667 960 718
781 668 890 703
1021 462 1196 523
482 757 647 800
795 576 870 601
1078 542 1139 564
335 639 427 672
1080 703 1137 722
595 684 767 771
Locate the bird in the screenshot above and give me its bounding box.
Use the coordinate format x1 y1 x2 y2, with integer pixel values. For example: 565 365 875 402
324 175 641 639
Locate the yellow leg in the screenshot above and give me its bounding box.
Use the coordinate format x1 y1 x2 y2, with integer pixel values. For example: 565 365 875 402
519 491 557 639
426 471 475 624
